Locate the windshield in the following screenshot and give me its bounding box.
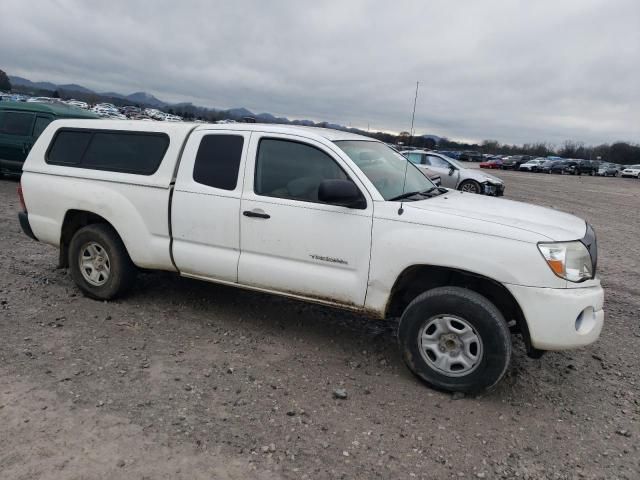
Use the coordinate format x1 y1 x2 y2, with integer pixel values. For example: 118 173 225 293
335 140 436 200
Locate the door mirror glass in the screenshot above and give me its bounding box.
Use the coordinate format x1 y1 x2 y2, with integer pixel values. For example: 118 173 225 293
318 179 366 209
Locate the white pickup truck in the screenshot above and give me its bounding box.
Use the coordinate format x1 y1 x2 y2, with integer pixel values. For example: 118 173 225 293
18 120 604 393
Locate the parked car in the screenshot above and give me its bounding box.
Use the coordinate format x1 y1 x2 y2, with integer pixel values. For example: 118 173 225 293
479 158 503 169
564 160 598 176
0 101 98 176
500 155 533 170
26 96 57 104
397 150 442 184
539 160 557 173
596 163 620 177
18 120 603 393
458 151 483 162
548 161 571 174
64 99 89 110
438 150 461 159
402 150 505 195
621 165 640 178
518 158 547 172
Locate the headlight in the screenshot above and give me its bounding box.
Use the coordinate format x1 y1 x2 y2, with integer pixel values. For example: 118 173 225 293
537 241 593 282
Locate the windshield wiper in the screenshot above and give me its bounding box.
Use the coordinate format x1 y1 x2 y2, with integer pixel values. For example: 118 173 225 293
389 187 439 202
389 191 422 201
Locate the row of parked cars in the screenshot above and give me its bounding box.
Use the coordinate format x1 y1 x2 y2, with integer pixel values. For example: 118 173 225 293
0 92 186 122
478 154 639 178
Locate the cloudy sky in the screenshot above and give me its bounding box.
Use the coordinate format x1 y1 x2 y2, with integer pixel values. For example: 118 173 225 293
2 0 638 144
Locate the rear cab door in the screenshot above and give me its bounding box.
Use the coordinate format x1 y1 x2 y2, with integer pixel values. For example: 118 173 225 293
171 128 251 282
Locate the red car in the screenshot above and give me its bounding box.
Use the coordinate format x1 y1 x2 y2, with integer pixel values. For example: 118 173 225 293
479 158 503 169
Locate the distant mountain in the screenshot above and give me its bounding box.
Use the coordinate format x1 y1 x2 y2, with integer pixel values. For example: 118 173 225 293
58 83 94 94
9 75 57 92
421 134 442 142
6 73 415 141
224 107 254 118
9 75 167 107
100 91 127 99
125 91 166 108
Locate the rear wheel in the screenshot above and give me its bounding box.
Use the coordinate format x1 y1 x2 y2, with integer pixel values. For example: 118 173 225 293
68 224 136 300
398 287 511 393
458 180 481 194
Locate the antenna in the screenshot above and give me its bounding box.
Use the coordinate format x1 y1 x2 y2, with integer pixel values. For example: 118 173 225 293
398 81 419 216
410 81 419 142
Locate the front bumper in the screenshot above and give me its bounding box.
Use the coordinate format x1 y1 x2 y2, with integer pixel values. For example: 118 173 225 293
483 182 505 196
506 283 604 350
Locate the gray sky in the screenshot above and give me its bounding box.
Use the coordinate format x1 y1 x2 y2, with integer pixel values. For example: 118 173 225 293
2 0 639 145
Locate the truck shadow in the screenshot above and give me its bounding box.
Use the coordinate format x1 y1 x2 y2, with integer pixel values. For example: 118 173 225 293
135 270 400 352
128 270 583 400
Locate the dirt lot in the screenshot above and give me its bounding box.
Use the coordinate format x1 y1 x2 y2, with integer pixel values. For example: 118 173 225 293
1 170 639 480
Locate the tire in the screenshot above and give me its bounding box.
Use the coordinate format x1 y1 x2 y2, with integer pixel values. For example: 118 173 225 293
68 224 137 300
458 180 481 194
397 287 511 393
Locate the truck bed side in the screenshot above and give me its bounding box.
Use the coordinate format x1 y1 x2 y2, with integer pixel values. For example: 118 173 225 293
21 120 197 271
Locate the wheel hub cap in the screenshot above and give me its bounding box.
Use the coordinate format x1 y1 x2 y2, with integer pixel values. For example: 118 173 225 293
79 242 111 286
419 315 483 377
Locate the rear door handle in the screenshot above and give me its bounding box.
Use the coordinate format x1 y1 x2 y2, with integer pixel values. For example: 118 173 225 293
243 209 270 219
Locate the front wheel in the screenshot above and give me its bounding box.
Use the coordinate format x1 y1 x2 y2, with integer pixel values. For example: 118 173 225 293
458 180 481 194
398 287 511 393
68 224 137 300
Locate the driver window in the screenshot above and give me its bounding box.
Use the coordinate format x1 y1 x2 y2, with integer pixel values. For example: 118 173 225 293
255 138 349 203
427 155 451 168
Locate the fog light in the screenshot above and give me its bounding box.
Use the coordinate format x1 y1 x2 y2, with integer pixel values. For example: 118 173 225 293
575 307 596 334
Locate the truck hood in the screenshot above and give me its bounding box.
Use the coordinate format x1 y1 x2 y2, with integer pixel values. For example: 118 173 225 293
405 190 586 241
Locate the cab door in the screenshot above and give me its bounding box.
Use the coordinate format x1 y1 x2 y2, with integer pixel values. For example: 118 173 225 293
171 129 251 282
238 133 373 307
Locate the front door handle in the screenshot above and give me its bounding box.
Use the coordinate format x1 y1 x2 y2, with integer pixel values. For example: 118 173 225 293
243 209 270 219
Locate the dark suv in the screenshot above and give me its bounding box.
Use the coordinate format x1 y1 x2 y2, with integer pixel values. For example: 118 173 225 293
458 151 483 162
564 160 598 176
500 155 533 170
0 101 98 176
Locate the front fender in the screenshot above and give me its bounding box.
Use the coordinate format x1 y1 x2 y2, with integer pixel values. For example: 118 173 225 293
364 212 565 314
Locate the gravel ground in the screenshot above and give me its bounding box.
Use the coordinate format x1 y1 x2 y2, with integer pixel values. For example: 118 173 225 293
1 170 638 479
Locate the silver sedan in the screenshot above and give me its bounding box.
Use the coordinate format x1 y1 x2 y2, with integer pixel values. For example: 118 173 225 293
401 150 505 195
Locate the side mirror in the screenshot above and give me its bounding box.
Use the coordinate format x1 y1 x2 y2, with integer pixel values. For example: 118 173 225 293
318 179 366 209
448 166 456 176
